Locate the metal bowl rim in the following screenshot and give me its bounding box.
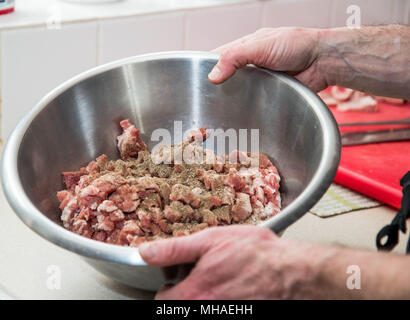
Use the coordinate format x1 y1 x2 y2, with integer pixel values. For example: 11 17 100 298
0 51 341 266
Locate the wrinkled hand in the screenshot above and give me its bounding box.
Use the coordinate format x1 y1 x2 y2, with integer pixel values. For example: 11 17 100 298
208 27 327 92
139 225 317 299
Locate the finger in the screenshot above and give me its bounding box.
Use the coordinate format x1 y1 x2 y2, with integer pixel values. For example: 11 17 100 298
154 285 184 300
155 283 184 300
155 282 182 300
155 275 201 300
139 229 214 266
208 43 259 84
156 283 175 298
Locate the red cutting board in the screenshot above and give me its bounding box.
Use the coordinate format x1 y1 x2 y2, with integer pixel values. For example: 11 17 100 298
326 91 410 209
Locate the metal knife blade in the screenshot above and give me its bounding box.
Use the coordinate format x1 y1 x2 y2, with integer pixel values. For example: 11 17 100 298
341 128 410 146
339 116 410 127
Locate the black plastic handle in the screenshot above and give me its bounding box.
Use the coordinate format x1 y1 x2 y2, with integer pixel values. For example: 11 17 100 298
376 171 410 253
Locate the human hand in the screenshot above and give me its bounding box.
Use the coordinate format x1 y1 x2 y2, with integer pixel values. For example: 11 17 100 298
208 27 327 92
139 225 319 299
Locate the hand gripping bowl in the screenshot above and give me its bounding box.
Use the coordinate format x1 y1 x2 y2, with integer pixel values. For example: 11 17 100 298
1 51 340 290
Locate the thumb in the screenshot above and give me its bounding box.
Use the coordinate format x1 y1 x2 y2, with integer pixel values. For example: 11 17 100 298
208 45 255 84
139 229 213 266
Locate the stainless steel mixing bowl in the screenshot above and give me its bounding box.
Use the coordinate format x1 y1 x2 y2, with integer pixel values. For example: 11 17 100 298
1 51 340 291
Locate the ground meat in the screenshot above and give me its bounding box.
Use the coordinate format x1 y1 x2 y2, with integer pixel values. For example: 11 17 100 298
57 119 282 247
117 119 147 159
318 86 406 112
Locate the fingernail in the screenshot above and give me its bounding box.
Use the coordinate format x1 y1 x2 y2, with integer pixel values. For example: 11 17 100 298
208 66 221 81
139 242 157 260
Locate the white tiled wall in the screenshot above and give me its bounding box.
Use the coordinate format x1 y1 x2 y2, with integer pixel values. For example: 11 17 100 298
98 12 185 64
406 0 410 25
184 3 262 51
1 22 98 140
0 0 408 142
330 0 407 27
262 0 332 28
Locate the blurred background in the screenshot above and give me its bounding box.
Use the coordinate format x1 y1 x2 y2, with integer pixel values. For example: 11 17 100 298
0 0 409 144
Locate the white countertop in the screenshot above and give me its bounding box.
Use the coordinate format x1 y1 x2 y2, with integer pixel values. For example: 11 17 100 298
0 0 255 30
0 179 408 299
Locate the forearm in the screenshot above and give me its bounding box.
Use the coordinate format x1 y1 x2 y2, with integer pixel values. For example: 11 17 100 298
317 25 410 99
304 244 410 299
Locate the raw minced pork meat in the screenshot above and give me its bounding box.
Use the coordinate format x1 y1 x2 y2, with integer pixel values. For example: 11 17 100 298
57 119 281 247
318 86 406 112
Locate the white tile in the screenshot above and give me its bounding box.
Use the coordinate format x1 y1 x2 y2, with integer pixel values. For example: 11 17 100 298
330 0 405 27
0 0 254 30
262 0 332 28
404 0 410 25
98 12 184 64
1 22 97 141
185 3 262 51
